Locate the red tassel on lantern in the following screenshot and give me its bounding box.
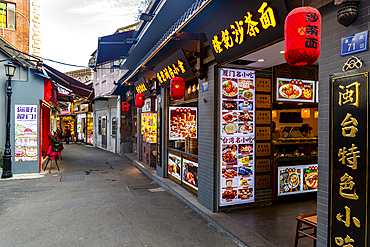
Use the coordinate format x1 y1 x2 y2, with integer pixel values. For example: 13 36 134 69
284 7 321 66
170 77 185 100
122 102 129 112
135 93 145 108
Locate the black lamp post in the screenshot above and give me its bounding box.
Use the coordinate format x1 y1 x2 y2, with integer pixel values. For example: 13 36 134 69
2 61 16 179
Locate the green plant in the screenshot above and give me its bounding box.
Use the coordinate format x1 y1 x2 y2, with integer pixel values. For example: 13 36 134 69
0 148 3 168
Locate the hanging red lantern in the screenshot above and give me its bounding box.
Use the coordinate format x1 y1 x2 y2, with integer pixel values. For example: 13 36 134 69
122 102 129 112
284 7 321 66
170 77 185 100
135 93 145 108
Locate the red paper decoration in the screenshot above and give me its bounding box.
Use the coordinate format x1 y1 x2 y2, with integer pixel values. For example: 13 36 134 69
284 7 321 66
135 93 145 108
170 77 185 100
122 102 129 112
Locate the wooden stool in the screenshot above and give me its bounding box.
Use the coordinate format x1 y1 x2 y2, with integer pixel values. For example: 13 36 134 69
294 213 317 247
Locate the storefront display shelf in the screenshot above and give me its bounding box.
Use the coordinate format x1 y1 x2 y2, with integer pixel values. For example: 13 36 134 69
167 147 198 159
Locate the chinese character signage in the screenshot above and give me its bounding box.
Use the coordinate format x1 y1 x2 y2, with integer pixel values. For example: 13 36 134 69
219 68 255 206
153 49 193 88
14 105 38 162
204 0 287 65
134 77 150 96
276 78 316 103
256 78 272 92
329 71 368 246
340 30 368 57
141 113 157 143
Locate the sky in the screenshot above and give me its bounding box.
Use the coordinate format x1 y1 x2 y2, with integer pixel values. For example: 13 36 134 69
42 0 143 72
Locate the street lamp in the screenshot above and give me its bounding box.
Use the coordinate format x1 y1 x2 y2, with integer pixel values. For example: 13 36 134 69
2 61 16 178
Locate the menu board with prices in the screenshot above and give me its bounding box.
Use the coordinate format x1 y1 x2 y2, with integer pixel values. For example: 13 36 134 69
168 153 181 181
182 158 198 190
169 107 197 140
219 68 255 206
278 164 318 196
141 113 157 143
329 71 368 246
276 78 316 103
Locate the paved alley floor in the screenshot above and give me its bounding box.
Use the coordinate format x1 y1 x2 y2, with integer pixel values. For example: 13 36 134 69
0 144 240 247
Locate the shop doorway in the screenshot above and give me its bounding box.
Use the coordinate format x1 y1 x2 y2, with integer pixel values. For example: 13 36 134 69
101 116 107 148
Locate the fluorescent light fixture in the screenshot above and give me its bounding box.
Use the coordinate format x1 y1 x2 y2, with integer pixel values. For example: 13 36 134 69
257 59 264 62
280 50 285 54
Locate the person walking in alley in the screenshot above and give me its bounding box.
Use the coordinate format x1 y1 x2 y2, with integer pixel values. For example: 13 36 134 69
65 126 71 144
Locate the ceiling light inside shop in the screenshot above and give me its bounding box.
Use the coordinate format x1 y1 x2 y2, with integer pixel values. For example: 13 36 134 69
257 59 264 62
280 50 285 54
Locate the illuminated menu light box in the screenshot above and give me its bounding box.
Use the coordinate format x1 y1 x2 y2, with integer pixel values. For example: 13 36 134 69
219 68 255 206
169 107 197 140
276 78 316 103
277 164 318 196
141 113 157 143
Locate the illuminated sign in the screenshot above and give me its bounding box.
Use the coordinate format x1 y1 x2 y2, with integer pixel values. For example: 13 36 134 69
153 49 193 87
29 0 42 57
134 77 150 96
204 0 287 64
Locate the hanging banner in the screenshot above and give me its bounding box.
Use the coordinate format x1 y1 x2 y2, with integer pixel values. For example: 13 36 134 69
329 71 369 246
219 68 255 206
14 105 38 162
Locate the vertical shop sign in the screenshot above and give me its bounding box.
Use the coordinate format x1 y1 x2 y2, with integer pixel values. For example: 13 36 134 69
157 108 162 167
220 68 255 206
14 105 38 162
329 71 368 246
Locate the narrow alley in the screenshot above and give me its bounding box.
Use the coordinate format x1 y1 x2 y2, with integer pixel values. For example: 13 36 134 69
0 144 240 247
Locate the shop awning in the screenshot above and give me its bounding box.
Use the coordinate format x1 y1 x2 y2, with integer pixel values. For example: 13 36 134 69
95 30 135 66
111 84 132 96
57 92 73 102
43 64 94 101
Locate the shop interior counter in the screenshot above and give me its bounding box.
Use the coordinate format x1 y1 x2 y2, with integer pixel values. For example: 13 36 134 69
167 148 198 195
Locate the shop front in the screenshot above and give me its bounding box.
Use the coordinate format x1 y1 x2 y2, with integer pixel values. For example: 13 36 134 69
117 0 327 213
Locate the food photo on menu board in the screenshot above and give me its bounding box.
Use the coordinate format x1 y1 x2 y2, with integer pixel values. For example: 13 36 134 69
279 166 301 195
303 165 318 191
182 159 198 190
169 107 197 140
276 78 315 103
168 153 181 181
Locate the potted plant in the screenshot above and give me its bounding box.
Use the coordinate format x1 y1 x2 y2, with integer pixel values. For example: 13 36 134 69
0 148 3 175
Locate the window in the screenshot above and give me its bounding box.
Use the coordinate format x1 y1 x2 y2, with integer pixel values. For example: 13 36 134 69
84 76 89 82
112 117 117 137
110 62 114 74
98 117 102 134
0 2 15 29
77 77 82 82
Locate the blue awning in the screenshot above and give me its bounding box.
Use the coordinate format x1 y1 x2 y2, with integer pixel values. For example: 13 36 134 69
96 30 135 66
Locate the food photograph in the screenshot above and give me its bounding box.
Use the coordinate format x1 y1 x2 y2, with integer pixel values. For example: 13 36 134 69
303 165 318 191
239 177 252 188
238 166 253 176
276 78 315 103
239 90 253 100
239 101 253 111
238 154 253 165
222 190 237 200
238 111 253 122
222 145 238 166
222 167 238 178
238 79 254 90
183 160 198 189
279 167 301 194
238 188 253 200
239 144 253 155
222 123 238 134
222 111 239 123
238 123 253 134
168 154 181 180
222 101 238 110
222 78 238 98
169 107 197 140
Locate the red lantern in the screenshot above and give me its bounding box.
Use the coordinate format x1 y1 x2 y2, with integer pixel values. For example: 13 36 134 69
135 93 145 108
122 102 129 112
170 77 185 100
284 7 321 66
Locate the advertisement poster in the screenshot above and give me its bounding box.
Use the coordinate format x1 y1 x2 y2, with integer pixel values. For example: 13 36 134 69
168 153 181 181
14 105 38 162
169 107 197 140
276 78 316 103
77 113 85 141
141 113 157 143
220 68 255 206
278 164 318 196
182 158 198 190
